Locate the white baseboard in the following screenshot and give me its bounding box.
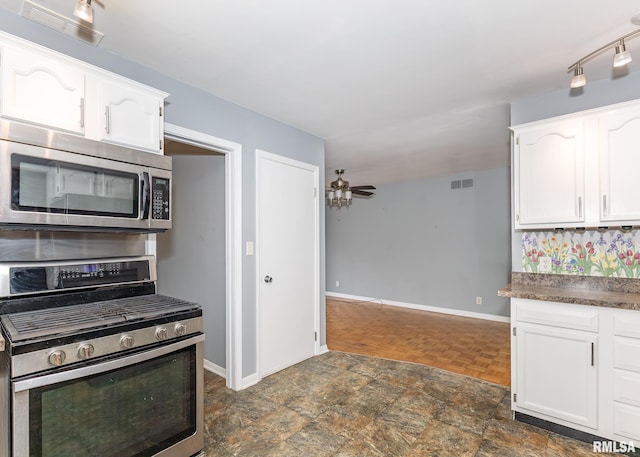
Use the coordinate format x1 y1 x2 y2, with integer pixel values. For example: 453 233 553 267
326 291 510 323
203 359 226 378
318 344 329 354
241 372 260 389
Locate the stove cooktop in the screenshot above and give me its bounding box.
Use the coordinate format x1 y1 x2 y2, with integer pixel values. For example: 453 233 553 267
1 294 201 343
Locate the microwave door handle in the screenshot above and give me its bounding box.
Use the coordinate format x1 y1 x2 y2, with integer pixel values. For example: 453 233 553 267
141 172 151 220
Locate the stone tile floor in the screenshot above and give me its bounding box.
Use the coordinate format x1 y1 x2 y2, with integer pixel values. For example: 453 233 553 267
202 351 622 456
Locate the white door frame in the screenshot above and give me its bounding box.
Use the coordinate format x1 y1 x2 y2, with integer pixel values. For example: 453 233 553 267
164 123 243 391
255 149 321 380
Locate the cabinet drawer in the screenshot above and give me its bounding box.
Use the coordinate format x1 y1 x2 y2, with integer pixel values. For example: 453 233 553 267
614 369 640 407
614 402 640 441
614 337 640 373
514 299 599 332
614 310 640 338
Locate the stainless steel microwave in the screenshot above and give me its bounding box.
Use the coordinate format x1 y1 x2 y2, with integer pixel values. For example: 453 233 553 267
0 139 172 232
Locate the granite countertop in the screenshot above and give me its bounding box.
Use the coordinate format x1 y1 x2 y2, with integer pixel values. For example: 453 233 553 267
498 272 640 311
0 333 4 352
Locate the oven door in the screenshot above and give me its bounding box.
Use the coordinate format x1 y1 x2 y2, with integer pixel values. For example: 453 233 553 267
0 140 171 231
12 335 204 457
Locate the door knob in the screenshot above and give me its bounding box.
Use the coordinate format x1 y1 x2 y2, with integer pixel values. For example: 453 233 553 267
264 275 273 283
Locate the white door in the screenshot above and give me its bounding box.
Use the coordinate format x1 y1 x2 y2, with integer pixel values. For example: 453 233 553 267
257 151 318 377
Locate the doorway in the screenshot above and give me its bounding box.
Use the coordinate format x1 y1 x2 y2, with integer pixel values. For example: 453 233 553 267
157 123 243 390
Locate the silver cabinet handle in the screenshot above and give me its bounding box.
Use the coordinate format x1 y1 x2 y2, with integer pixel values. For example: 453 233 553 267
105 106 111 134
80 97 85 128
602 195 608 217
591 342 595 366
264 275 273 283
578 196 582 218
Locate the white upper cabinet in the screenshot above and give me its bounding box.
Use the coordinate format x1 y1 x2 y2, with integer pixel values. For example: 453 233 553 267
512 99 640 229
95 78 163 152
598 106 640 223
0 45 85 134
0 32 168 154
513 118 585 228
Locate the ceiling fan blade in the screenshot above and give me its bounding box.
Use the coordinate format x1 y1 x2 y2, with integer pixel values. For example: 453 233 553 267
350 185 376 190
351 190 374 196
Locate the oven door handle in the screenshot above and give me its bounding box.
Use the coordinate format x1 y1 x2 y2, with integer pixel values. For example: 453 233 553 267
13 334 204 393
141 171 151 220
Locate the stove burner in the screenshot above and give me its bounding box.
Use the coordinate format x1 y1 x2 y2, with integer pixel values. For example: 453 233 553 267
1 294 200 342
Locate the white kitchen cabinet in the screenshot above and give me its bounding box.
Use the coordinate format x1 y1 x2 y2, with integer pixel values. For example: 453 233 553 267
513 119 585 228
512 298 640 443
0 31 167 154
515 323 597 428
512 98 640 229
598 106 640 223
95 78 163 153
0 44 85 134
513 300 597 429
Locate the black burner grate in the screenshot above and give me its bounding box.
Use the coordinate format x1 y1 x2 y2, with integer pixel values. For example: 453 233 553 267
1 294 199 341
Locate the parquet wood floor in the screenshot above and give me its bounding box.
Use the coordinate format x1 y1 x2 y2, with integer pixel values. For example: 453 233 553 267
326 297 511 386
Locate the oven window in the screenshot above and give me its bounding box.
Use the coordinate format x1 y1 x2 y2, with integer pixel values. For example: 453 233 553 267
28 347 196 457
11 154 139 218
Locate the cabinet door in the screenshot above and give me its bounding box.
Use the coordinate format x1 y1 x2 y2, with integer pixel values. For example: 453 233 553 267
516 322 597 428
514 119 584 228
0 45 85 134
599 108 640 223
98 79 162 153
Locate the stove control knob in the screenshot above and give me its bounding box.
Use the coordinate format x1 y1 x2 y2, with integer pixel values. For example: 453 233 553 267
77 344 95 360
174 323 187 337
48 350 66 367
155 327 168 340
120 335 135 349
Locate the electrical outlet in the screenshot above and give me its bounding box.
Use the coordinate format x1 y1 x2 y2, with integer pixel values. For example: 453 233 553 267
538 256 552 273
476 296 482 305
335 280 340 288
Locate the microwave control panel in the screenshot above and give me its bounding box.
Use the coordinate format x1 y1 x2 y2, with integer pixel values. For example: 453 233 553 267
151 177 170 220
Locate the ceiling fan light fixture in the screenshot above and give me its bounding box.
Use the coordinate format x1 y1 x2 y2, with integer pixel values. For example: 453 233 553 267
570 65 586 88
613 40 632 67
73 0 93 24
326 169 375 208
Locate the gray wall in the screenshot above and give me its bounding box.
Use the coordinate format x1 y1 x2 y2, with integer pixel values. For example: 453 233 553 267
510 71 640 270
157 155 226 367
0 13 326 379
326 168 511 317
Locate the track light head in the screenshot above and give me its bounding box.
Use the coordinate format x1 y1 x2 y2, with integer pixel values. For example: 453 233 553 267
570 65 586 88
613 40 632 67
73 0 93 24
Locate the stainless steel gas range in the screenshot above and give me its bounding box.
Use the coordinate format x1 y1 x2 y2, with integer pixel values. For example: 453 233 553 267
0 255 205 457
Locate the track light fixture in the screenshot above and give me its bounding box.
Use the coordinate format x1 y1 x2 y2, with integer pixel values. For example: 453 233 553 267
73 0 93 24
568 28 640 88
570 64 586 88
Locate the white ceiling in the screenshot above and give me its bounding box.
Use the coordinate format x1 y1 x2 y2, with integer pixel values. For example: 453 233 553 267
5 0 640 186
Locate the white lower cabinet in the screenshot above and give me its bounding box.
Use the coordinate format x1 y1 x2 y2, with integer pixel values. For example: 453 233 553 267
516 322 597 428
512 298 640 442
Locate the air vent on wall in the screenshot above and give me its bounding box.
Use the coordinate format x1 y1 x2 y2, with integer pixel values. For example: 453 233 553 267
450 178 474 190
20 0 104 46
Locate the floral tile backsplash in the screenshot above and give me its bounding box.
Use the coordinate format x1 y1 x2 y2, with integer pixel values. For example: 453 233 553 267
522 230 640 278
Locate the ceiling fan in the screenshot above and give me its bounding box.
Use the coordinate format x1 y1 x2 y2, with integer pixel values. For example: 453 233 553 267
326 169 376 207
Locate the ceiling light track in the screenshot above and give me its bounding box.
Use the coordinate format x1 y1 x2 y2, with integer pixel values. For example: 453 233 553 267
568 28 640 88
